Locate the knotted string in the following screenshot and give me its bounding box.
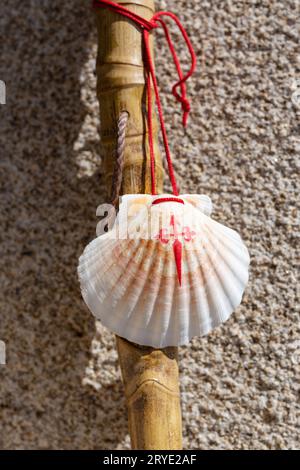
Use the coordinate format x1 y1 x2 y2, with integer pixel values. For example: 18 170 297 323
93 0 196 197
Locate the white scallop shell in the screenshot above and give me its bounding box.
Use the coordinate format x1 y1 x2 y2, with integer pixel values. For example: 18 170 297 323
78 194 250 348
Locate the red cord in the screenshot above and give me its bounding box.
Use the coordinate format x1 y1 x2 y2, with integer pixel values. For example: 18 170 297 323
152 197 184 205
93 0 197 196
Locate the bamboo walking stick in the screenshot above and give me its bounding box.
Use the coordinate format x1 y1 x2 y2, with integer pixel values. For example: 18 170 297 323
81 1 249 450
94 0 182 450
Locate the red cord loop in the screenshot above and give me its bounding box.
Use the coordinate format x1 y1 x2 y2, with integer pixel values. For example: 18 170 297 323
93 0 197 196
152 197 185 206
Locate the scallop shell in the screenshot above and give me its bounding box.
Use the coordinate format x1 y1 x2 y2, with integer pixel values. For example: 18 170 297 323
78 194 250 348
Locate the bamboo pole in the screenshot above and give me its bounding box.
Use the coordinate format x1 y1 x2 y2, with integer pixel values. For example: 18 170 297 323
95 0 182 450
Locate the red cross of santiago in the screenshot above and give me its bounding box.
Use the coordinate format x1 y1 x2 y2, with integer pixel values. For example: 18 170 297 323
154 215 196 245
154 216 196 286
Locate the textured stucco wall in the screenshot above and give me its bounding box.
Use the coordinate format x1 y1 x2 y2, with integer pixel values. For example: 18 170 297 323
0 0 299 449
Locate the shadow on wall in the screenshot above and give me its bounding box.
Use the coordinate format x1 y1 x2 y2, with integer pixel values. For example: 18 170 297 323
0 0 128 449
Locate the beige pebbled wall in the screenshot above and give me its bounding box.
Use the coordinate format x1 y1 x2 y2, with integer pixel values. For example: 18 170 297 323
0 0 299 450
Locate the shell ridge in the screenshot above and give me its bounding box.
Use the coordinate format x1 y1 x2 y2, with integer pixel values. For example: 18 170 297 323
107 240 153 306
182 194 213 216
184 245 202 341
154 247 178 348
193 242 216 333
119 242 165 341
94 239 152 316
203 223 250 285
79 239 144 323
78 238 122 278
78 228 128 275
99 239 155 324
79 241 153 332
141 246 171 343
112 240 159 332
162 255 180 347
202 236 240 317
196 220 249 326
80 239 140 298
202 221 250 271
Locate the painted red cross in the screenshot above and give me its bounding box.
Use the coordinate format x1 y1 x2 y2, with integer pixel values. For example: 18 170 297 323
154 216 196 286
155 215 196 244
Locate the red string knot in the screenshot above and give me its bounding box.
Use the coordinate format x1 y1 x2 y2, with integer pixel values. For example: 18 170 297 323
181 99 191 126
182 99 191 113
146 19 159 31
